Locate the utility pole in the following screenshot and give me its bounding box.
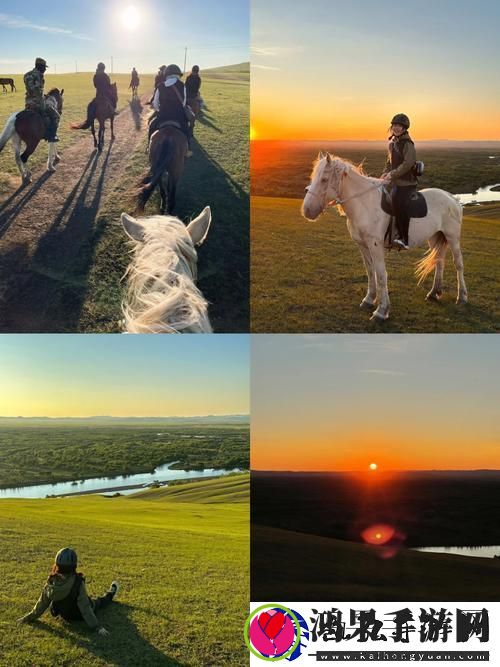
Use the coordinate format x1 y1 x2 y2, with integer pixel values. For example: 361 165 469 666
183 47 187 74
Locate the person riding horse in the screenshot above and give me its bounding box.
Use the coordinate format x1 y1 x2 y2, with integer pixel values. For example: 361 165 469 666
129 67 139 91
149 64 193 157
381 113 418 250
185 65 201 101
93 63 117 109
23 57 59 142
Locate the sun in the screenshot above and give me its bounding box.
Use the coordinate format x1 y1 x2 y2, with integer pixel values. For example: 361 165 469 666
250 125 257 140
120 5 142 31
369 463 378 471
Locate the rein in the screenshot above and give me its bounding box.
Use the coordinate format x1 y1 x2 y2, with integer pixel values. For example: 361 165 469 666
306 165 384 208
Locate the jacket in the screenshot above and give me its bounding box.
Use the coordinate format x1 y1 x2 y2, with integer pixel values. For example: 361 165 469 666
24 68 45 111
383 133 418 186
93 71 111 97
152 78 187 127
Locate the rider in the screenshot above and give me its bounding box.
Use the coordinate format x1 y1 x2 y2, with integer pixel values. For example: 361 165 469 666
130 67 139 88
185 65 201 100
150 64 193 157
93 62 116 108
381 113 418 250
23 57 59 142
18 547 119 636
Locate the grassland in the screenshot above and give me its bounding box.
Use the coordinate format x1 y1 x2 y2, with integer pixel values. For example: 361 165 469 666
0 424 249 488
0 474 249 666
251 196 500 332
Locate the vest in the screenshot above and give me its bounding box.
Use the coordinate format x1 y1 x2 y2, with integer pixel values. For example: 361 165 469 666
50 574 84 621
158 80 187 126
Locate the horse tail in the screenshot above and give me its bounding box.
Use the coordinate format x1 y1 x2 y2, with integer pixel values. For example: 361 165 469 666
137 136 173 209
0 112 17 153
70 101 95 130
415 231 448 285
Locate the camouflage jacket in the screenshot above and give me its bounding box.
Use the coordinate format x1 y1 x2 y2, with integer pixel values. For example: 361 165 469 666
24 68 45 111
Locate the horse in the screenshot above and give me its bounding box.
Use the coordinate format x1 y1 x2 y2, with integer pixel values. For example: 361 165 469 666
129 77 140 98
0 88 64 184
0 78 16 93
71 83 117 151
137 124 187 214
302 153 468 322
121 206 212 333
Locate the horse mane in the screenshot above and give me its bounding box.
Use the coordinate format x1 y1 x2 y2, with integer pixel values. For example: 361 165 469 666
46 88 60 97
122 216 212 334
310 153 368 181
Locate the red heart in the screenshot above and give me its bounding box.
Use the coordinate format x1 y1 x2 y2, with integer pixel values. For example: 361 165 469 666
259 611 286 640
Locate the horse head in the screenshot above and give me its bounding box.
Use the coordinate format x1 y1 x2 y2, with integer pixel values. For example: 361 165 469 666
46 88 64 114
302 153 350 221
110 82 118 106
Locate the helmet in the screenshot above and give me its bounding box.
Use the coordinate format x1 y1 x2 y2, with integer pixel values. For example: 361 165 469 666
192 65 199 73
97 62 106 70
55 548 78 567
165 64 183 77
35 57 48 68
391 113 410 129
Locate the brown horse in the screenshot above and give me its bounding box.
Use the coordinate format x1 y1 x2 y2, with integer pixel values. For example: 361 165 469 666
71 83 117 151
0 88 64 183
129 77 139 98
0 78 16 93
136 125 187 214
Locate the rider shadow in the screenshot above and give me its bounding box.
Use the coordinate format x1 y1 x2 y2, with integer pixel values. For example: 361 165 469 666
129 98 143 131
0 143 113 331
174 137 249 332
0 171 54 239
195 114 222 133
31 602 187 667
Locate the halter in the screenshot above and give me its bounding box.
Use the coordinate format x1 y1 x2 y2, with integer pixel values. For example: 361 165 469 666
306 162 384 209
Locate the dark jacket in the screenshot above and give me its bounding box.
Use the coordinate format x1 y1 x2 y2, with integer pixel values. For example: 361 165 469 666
185 73 201 99
157 79 187 127
383 132 417 186
93 71 111 97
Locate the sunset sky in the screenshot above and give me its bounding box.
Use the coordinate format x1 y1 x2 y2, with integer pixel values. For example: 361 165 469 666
0 1 248 73
0 335 249 417
252 0 500 141
252 335 500 471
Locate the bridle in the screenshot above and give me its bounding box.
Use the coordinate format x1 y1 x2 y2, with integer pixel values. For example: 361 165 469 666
305 162 384 210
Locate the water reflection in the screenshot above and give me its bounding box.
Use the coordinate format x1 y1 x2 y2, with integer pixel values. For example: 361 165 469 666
416 545 500 559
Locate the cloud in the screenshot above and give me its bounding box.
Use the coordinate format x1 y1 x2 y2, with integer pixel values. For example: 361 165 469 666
251 45 304 57
253 64 281 71
0 13 94 41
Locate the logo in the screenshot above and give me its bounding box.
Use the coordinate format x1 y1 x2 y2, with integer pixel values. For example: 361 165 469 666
245 604 309 661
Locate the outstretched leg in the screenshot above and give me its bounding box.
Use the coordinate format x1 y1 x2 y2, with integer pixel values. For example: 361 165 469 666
357 242 377 310
448 237 468 304
425 232 448 301
369 242 391 321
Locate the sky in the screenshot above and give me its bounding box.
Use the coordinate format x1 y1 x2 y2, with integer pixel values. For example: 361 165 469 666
0 335 249 417
0 1 249 74
252 0 500 141
252 335 500 472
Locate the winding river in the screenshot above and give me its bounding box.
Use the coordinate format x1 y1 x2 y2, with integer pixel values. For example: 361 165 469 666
415 545 500 559
456 184 500 205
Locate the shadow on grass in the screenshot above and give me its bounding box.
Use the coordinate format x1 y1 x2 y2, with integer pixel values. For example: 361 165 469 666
0 143 113 332
195 114 222 134
129 98 143 131
175 137 249 332
0 171 54 239
33 602 187 667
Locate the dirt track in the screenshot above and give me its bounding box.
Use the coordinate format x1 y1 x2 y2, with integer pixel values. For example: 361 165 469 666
0 97 147 332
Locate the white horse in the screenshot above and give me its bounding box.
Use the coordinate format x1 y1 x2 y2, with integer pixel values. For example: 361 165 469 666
121 206 212 333
0 90 63 183
302 153 468 321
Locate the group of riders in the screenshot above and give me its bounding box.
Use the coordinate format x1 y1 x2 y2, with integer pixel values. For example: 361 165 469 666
21 57 203 157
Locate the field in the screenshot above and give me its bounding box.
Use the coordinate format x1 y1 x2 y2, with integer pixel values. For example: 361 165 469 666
0 65 249 332
251 141 500 333
0 423 249 488
0 474 249 666
251 471 500 601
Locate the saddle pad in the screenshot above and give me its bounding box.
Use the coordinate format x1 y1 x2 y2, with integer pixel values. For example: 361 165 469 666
157 120 182 132
381 190 428 219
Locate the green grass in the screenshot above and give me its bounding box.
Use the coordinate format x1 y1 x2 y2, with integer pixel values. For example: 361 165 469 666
0 424 249 488
134 474 249 504
0 475 249 666
252 524 500 602
78 66 249 333
251 196 500 332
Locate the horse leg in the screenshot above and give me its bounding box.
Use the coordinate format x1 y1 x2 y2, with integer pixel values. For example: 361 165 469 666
98 121 104 152
369 243 391 321
110 115 115 142
159 172 168 214
448 237 468 304
425 233 447 301
166 175 177 214
47 141 57 172
91 120 97 149
357 243 377 309
12 133 31 183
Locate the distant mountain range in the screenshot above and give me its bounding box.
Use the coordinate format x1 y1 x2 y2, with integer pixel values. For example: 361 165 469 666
0 415 249 425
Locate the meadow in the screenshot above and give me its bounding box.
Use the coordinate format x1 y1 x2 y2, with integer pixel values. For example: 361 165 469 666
0 423 249 488
0 474 249 666
0 65 249 332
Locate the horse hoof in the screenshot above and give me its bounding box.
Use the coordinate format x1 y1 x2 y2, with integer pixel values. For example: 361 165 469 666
360 299 376 311
456 296 468 305
22 176 32 185
53 156 61 165
370 311 389 322
426 291 442 302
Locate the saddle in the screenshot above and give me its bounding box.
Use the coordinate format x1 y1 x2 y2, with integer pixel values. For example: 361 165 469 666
381 189 428 218
157 119 183 132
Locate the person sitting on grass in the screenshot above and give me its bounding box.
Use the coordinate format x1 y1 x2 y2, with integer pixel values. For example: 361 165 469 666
18 547 119 637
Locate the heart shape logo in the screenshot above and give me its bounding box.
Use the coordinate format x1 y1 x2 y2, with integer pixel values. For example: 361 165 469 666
258 611 286 640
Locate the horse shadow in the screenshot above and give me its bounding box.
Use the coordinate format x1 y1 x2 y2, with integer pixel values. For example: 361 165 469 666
195 114 222 134
32 602 187 667
173 137 249 332
129 98 143 131
0 171 54 239
0 144 113 332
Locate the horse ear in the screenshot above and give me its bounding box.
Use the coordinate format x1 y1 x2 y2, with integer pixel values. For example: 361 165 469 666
326 153 332 164
60 89 64 96
187 206 212 246
121 212 146 241
318 151 324 159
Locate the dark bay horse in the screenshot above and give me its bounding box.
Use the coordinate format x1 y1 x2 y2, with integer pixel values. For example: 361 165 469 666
0 88 64 183
0 78 16 93
137 125 187 214
71 83 117 151
129 77 139 98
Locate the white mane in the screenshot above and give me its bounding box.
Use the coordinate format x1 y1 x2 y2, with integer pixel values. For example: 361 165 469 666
122 215 212 333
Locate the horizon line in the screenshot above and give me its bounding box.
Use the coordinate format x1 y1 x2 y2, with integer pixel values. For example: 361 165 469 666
0 413 250 419
251 138 500 144
252 468 500 474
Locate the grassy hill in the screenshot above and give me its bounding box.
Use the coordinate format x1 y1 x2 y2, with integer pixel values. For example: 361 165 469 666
134 474 249 504
0 475 249 666
251 197 500 333
252 524 500 602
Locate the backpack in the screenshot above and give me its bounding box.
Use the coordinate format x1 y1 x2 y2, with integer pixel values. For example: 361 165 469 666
50 574 84 621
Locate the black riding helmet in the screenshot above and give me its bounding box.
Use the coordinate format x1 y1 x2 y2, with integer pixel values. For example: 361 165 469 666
55 548 78 567
192 65 200 73
165 64 183 77
391 113 410 129
97 62 106 71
